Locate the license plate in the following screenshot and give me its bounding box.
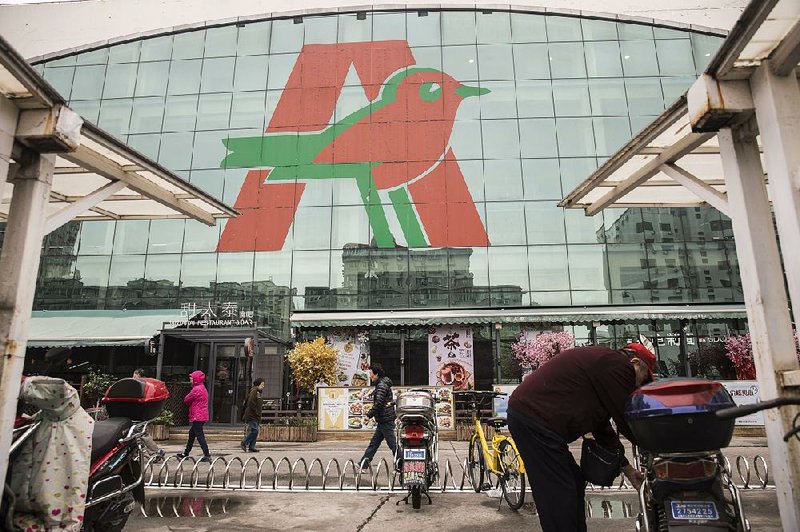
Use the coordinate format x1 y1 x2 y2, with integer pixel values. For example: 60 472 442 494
403 460 426 473
405 396 426 406
404 448 426 460
670 501 719 520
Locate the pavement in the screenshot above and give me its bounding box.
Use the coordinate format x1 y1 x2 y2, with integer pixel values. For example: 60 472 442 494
124 436 782 531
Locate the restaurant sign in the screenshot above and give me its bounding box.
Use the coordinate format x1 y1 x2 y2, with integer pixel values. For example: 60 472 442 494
165 302 256 327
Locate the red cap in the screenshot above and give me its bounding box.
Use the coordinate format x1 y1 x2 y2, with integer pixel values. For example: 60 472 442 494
625 343 657 382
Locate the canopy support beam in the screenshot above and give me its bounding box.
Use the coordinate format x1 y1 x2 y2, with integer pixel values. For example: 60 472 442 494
0 95 17 202
44 179 126 234
659 163 731 216
0 150 54 506
585 132 714 216
63 145 216 226
718 123 800 528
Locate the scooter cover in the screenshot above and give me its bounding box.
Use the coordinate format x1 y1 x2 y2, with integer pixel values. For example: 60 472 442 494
9 376 93 531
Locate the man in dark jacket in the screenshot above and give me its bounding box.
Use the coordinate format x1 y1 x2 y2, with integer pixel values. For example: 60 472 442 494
508 343 656 532
240 378 265 453
359 363 397 472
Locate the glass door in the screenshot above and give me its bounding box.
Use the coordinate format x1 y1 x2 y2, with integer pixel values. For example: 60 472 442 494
210 344 250 423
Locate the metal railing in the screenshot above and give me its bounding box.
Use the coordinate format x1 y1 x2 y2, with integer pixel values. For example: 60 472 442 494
142 453 772 493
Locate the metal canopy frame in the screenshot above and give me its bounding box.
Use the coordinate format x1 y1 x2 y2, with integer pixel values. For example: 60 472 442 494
0 33 236 504
561 0 800 526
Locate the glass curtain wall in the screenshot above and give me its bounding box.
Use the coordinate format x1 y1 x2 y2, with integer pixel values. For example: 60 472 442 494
30 10 734 342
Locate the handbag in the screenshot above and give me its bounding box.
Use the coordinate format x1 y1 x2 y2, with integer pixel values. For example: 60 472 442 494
580 438 623 486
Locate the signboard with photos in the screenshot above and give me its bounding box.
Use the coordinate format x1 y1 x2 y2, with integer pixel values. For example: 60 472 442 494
318 386 455 431
428 326 474 391
327 332 370 387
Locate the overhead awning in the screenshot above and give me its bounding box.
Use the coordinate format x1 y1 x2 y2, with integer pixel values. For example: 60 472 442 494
559 0 799 216
290 304 747 328
27 309 183 347
0 34 237 229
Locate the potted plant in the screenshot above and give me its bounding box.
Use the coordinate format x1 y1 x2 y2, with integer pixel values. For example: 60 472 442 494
286 337 338 393
81 370 115 410
260 415 318 442
149 409 174 441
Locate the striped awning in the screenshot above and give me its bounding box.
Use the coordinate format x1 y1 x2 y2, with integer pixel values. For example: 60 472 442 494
290 304 747 328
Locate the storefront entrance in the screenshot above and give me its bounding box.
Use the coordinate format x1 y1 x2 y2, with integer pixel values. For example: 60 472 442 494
198 343 250 424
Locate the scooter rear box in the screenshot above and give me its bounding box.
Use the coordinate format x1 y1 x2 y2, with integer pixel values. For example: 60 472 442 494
625 378 735 453
396 390 435 421
102 378 169 420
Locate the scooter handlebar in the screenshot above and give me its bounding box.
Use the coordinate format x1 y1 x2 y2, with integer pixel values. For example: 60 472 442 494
716 397 800 420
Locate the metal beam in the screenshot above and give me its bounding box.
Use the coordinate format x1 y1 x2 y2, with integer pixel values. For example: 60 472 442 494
62 144 216 225
707 0 780 79
584 132 714 216
0 152 54 505
770 20 800 77
659 163 730 216
44 179 126 234
718 124 800 529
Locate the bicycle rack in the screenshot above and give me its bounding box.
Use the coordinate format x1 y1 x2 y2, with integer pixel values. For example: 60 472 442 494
142 452 775 493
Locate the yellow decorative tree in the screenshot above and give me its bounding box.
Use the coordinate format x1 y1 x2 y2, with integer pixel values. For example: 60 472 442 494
287 337 338 392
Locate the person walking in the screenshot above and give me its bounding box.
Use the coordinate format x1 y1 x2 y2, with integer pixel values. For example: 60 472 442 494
177 370 212 463
132 368 166 462
507 343 656 532
240 377 265 453
358 363 397 473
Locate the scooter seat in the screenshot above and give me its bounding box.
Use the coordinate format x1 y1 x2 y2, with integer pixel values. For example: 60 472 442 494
91 417 132 463
481 417 508 429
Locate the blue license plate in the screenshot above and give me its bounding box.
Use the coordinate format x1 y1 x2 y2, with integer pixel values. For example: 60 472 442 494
670 501 719 520
404 448 425 460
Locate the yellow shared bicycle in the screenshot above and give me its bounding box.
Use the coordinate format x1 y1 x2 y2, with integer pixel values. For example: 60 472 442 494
456 390 526 510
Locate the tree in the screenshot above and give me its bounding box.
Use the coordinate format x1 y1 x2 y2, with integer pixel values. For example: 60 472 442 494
511 331 575 373
287 337 338 392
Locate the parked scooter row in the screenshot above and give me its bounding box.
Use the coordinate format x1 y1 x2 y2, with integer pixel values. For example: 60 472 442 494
2 376 168 530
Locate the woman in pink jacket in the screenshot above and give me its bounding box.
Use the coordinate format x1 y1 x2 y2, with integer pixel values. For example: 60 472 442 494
177 370 211 463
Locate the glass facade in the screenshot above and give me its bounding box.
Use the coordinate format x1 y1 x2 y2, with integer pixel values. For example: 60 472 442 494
29 10 739 346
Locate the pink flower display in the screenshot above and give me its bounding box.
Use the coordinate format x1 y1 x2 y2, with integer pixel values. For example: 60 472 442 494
724 330 800 380
724 334 756 380
511 331 575 372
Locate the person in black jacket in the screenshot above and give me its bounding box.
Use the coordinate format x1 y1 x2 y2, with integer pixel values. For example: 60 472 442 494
240 378 265 453
358 363 397 472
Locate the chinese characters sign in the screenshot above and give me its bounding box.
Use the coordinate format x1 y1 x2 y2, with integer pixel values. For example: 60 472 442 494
170 301 255 327
428 326 474 390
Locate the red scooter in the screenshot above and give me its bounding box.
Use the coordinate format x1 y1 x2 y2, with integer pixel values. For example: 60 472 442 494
4 377 167 531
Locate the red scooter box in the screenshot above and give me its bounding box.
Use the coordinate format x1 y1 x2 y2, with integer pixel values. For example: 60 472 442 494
625 378 736 453
102 377 169 420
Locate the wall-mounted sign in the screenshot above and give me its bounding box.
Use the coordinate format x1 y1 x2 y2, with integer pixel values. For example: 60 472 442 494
318 386 454 431
165 302 256 327
720 380 763 426
428 326 474 391
327 332 370 387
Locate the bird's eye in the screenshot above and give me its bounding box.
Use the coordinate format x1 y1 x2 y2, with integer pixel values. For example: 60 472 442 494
419 82 442 102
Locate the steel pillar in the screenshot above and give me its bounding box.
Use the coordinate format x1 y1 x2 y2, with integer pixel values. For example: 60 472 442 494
718 124 800 529
0 150 55 503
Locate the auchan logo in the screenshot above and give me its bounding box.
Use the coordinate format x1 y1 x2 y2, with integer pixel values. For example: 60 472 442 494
218 41 490 251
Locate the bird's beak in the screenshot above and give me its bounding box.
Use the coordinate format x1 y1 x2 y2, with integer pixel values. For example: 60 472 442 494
455 84 490 98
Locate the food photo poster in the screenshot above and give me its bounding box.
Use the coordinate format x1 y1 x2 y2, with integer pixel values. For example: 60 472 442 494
428 326 474 391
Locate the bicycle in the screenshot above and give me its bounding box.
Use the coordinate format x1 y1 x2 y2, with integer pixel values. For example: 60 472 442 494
456 390 526 510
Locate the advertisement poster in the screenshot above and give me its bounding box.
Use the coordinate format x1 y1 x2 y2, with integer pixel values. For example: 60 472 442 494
327 332 370 387
318 386 455 431
720 380 764 426
428 326 474 391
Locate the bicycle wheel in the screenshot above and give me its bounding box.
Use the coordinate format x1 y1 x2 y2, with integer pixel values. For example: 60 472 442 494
468 433 485 492
498 440 526 510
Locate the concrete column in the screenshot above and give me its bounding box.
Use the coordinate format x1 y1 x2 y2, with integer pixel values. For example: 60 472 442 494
0 95 19 201
0 150 55 502
718 124 800 529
